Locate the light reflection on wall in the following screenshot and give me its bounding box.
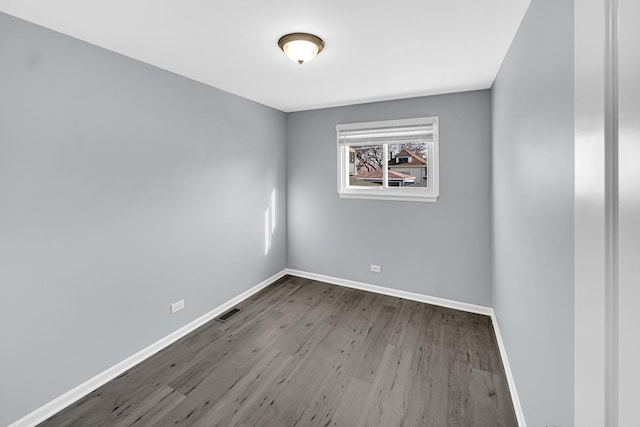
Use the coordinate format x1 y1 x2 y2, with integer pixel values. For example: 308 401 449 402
271 189 276 234
265 189 276 255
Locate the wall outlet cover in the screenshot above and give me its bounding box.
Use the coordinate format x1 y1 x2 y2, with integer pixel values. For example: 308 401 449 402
170 300 185 314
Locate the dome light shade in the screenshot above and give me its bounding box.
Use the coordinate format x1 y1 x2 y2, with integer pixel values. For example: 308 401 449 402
278 33 324 65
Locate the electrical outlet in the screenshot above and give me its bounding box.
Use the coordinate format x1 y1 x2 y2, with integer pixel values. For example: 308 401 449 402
370 264 381 273
170 299 185 314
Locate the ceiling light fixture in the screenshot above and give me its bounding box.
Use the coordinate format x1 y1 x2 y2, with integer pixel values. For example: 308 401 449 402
278 33 324 65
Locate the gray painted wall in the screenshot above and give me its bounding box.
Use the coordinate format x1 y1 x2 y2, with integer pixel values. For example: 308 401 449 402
0 13 287 426
287 91 492 306
491 0 574 425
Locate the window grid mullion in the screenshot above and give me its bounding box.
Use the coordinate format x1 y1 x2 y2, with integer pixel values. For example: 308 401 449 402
382 144 389 188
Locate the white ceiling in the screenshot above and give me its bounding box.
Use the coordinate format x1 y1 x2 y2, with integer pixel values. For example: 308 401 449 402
0 0 530 112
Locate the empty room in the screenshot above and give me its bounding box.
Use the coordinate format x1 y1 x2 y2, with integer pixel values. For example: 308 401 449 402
1 0 638 426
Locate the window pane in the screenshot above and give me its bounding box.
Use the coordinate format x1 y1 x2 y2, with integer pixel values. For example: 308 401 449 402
388 142 428 187
348 145 384 187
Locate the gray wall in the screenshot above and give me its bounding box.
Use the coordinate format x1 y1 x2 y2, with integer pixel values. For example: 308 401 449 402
0 13 287 426
287 91 492 306
491 0 574 425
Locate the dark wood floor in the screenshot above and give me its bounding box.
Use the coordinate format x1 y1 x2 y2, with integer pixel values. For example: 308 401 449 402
39 276 517 427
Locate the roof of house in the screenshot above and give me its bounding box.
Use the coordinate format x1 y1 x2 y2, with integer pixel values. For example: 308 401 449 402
352 169 415 181
388 149 427 167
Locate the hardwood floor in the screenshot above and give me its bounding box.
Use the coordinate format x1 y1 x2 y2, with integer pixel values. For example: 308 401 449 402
39 276 517 426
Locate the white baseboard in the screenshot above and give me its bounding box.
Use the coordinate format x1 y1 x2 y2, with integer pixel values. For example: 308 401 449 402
285 268 493 316
286 268 526 427
12 268 526 427
490 311 528 427
8 269 288 427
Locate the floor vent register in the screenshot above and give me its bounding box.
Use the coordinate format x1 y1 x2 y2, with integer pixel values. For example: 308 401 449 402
215 308 241 323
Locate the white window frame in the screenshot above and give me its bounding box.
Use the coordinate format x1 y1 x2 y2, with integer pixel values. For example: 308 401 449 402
336 116 439 202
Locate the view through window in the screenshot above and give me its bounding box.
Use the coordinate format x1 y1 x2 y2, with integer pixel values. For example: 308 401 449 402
337 117 439 202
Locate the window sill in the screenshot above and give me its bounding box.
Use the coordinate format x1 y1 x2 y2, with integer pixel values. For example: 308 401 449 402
338 192 439 203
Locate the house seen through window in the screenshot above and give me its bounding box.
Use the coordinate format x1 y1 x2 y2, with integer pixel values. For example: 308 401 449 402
337 117 439 202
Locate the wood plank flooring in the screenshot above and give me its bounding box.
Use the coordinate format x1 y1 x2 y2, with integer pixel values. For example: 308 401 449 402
38 276 517 427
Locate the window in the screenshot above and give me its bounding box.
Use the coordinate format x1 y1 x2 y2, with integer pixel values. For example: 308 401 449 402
336 116 439 202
